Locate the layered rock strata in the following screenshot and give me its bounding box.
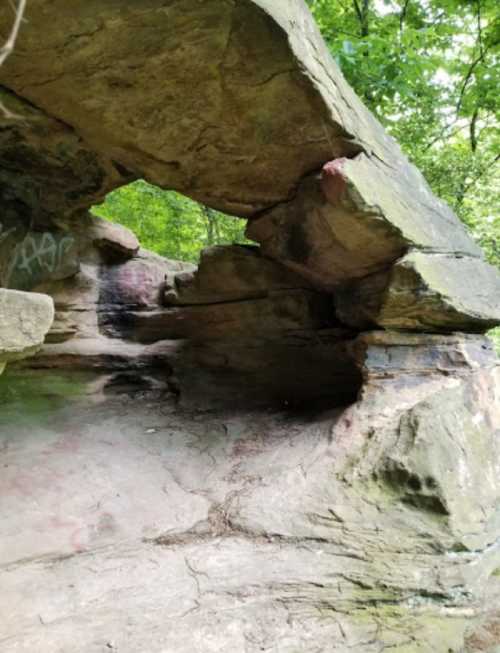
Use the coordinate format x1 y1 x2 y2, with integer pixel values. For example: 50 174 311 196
13 220 359 408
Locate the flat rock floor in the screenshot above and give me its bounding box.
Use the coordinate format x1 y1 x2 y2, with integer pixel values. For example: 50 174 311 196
1 370 499 653
0 370 348 653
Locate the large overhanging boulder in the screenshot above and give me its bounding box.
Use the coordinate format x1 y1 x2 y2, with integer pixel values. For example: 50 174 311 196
0 0 478 218
0 0 499 332
336 251 500 332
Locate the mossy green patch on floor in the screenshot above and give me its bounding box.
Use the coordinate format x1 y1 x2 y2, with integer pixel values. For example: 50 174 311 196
0 369 98 425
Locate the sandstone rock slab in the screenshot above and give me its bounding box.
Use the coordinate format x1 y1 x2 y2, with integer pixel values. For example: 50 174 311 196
0 289 54 370
4 229 80 290
89 216 140 262
164 244 313 306
0 0 355 217
0 89 123 230
336 251 500 332
112 290 334 343
246 155 482 290
0 0 497 333
99 249 193 312
0 0 485 248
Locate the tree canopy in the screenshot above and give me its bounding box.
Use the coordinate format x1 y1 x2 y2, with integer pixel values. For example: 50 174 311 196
308 0 499 267
92 181 247 263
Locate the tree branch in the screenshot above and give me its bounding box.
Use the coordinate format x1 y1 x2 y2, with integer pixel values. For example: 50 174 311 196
423 117 461 152
455 0 489 118
470 107 479 152
455 51 485 118
455 153 500 208
352 0 370 37
0 0 27 118
352 0 363 25
0 0 27 67
399 0 410 36
476 0 484 58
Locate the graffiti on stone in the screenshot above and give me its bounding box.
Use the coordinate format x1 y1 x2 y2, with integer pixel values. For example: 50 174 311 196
0 224 18 246
4 230 79 290
0 219 29 288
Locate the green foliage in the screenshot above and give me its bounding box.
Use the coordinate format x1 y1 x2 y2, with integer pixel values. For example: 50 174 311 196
308 0 499 267
91 181 248 263
490 328 500 352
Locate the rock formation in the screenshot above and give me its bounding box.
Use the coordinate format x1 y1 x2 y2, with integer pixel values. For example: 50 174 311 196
0 288 53 373
0 1 499 651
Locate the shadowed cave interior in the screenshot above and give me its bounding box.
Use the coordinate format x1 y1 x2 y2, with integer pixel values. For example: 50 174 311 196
2 179 365 411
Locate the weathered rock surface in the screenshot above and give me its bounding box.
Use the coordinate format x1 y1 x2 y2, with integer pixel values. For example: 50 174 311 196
344 332 500 551
26 217 192 349
0 0 499 330
247 157 481 288
124 291 333 343
8 226 499 649
164 244 315 305
336 251 500 332
246 159 500 332
2 228 80 291
1 333 499 652
156 244 335 342
90 216 140 262
0 0 476 232
0 0 357 218
0 89 123 230
22 337 176 375
22 232 357 408
1 1 500 650
0 288 53 372
97 249 193 338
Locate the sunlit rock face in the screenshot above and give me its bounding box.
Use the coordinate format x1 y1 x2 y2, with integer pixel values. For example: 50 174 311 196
0 1 499 651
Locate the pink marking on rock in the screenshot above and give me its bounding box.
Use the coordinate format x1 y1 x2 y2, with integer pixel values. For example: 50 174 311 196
70 525 87 553
50 515 77 530
323 158 348 177
48 515 87 552
321 158 349 205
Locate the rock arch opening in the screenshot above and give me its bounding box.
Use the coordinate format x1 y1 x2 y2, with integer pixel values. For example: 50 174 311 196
91 180 250 265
